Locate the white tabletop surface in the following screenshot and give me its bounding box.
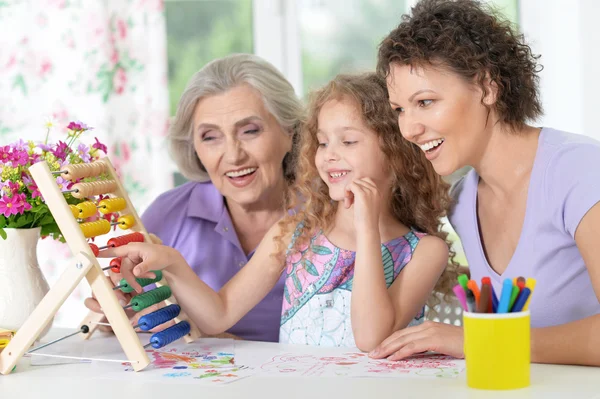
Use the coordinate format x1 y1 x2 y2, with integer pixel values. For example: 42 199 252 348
1 328 599 399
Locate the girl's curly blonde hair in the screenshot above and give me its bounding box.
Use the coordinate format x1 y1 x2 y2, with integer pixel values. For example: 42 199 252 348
276 72 458 312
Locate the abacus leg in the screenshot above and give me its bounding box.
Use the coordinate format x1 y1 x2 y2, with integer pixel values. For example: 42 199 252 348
0 254 93 375
84 263 150 372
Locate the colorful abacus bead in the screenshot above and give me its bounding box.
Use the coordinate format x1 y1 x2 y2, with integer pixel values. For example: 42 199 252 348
76 201 97 218
70 180 117 199
109 257 121 273
147 321 191 349
116 214 135 230
136 304 181 331
89 243 100 256
60 162 108 180
69 205 80 219
98 198 126 214
80 219 111 238
125 286 172 312
107 232 144 247
117 271 163 293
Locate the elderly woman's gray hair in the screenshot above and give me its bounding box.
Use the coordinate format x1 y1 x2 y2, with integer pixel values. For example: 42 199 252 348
168 53 304 182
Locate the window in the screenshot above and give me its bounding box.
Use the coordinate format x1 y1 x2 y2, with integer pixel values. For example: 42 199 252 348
165 0 253 116
298 0 408 94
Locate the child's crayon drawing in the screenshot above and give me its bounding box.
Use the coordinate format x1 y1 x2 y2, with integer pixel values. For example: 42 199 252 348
90 338 254 384
256 351 464 378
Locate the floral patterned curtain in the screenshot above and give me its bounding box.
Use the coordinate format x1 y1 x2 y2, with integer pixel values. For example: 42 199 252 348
0 0 172 326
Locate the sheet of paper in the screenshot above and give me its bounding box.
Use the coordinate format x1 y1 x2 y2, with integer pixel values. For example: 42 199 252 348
235 343 464 379
87 337 254 384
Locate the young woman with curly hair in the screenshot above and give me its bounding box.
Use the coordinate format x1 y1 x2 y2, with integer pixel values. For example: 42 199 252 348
371 0 600 366
99 73 456 352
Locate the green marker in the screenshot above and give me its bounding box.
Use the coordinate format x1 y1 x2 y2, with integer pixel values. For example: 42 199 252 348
457 274 469 291
508 285 520 311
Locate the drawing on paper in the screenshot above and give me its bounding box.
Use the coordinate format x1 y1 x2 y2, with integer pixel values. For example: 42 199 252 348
258 351 464 378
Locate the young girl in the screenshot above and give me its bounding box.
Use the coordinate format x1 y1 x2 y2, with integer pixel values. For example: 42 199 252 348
103 73 456 351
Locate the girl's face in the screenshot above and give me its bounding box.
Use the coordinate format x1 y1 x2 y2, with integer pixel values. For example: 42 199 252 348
314 97 390 202
386 63 494 176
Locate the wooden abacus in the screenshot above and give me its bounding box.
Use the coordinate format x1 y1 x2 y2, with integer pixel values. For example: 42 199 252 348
0 157 201 375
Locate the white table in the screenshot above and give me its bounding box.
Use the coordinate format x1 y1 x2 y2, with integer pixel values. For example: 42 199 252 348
1 328 599 398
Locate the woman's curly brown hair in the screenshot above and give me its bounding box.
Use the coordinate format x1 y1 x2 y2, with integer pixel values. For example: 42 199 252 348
275 72 458 313
377 0 543 130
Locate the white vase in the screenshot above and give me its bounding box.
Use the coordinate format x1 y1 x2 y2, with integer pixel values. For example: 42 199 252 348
0 227 52 337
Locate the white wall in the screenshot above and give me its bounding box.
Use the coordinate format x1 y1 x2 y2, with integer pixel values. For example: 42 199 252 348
520 0 599 139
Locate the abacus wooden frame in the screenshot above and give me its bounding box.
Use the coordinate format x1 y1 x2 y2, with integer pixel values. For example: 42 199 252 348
0 158 200 375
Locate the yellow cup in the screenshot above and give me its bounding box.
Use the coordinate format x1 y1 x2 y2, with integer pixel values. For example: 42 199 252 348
463 310 530 390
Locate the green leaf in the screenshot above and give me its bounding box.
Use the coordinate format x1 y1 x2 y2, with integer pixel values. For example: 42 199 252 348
303 259 319 276
37 214 55 225
283 285 291 305
311 245 332 255
0 215 6 227
0 228 6 240
291 273 302 293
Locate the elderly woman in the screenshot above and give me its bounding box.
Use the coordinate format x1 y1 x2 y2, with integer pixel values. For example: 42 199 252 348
87 53 303 342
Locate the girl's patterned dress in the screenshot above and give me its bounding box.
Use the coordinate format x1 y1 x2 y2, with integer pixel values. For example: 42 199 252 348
280 223 426 346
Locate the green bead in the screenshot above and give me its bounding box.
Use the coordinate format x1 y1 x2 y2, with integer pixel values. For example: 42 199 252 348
119 270 164 293
130 286 172 312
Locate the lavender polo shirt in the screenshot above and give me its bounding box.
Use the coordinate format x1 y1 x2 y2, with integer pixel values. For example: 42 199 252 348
450 128 600 328
141 181 285 342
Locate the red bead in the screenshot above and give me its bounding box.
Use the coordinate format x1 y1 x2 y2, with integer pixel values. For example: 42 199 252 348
110 257 121 273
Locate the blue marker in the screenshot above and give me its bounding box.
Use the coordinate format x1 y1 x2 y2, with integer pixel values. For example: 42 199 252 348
491 285 499 312
497 278 514 313
511 288 531 312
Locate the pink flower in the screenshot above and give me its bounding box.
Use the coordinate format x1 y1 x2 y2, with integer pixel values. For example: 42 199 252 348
121 141 131 161
0 146 11 163
39 59 52 76
29 184 41 199
13 193 31 213
6 181 20 195
11 149 29 166
113 67 127 95
52 141 69 160
0 196 20 217
117 19 127 39
92 137 107 153
110 49 119 67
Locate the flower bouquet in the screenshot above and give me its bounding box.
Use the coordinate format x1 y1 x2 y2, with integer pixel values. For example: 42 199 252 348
0 121 110 241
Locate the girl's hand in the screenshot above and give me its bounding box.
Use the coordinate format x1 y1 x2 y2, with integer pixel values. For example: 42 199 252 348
344 177 381 229
369 321 465 360
97 242 181 294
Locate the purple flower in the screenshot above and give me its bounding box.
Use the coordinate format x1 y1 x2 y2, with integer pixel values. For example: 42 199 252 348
55 176 69 192
0 196 20 217
12 139 27 151
77 143 91 163
52 141 70 160
38 143 52 152
92 137 107 154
